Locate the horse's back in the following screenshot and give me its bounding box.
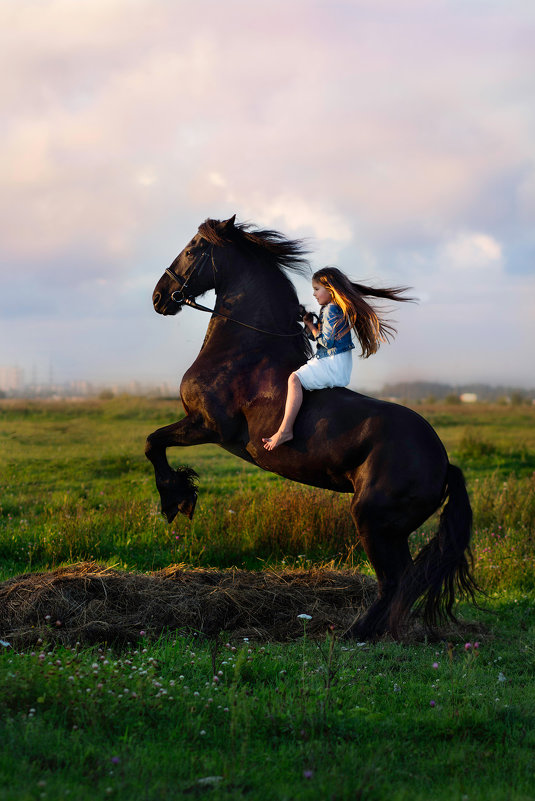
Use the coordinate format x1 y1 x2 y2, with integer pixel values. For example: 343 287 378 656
327 390 449 502
247 387 448 498
303 387 445 455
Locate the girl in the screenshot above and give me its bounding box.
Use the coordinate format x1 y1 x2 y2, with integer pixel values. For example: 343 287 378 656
262 266 412 451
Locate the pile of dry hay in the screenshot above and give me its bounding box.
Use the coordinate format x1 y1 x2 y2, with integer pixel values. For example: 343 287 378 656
0 563 378 649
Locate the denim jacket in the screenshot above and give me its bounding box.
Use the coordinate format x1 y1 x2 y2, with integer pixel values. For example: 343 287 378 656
311 303 355 359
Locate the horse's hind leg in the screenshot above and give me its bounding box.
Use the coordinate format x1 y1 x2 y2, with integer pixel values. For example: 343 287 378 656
345 494 413 640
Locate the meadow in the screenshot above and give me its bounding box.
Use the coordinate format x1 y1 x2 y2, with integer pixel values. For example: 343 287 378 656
1 397 534 800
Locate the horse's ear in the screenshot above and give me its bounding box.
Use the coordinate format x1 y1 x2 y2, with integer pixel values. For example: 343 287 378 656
223 215 236 232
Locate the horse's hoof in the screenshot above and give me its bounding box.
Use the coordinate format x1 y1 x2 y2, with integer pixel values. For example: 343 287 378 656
342 615 383 641
162 503 179 524
342 622 367 641
161 491 197 523
178 492 197 520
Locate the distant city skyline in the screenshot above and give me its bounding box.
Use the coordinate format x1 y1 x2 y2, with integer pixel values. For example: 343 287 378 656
1 361 533 405
1 1 535 391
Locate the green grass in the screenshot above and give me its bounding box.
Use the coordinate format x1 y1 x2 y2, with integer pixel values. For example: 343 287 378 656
2 397 535 579
1 597 534 800
1 397 535 799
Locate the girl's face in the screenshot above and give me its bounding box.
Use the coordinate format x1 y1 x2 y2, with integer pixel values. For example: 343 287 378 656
312 280 332 306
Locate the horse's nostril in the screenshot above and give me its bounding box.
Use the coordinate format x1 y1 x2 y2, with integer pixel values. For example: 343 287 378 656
153 291 161 307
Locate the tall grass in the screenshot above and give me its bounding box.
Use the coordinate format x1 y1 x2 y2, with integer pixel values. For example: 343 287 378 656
2 464 534 592
1 397 534 592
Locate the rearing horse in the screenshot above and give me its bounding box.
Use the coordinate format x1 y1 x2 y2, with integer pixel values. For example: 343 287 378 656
146 216 478 639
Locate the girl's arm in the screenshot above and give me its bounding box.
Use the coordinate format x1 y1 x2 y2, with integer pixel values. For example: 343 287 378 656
314 304 345 349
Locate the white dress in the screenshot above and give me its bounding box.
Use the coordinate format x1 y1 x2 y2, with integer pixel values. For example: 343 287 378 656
295 350 353 391
295 302 354 391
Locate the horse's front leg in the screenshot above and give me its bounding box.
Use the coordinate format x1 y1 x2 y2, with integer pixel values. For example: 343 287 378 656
145 416 218 523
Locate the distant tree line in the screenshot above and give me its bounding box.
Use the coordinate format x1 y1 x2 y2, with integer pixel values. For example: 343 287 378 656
379 381 534 404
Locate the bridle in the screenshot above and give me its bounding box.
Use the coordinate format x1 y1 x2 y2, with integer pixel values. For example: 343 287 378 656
164 245 305 338
165 248 212 305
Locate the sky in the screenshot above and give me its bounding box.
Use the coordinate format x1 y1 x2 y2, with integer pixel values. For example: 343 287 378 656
1 0 534 392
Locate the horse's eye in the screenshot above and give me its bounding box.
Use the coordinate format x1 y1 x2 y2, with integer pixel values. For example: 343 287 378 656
185 250 192 257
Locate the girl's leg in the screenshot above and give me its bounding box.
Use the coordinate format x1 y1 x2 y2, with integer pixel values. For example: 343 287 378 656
262 372 303 450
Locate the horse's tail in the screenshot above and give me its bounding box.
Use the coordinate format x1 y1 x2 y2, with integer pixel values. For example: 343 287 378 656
391 463 480 633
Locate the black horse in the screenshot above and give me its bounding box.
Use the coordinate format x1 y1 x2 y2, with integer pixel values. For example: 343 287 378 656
146 216 478 639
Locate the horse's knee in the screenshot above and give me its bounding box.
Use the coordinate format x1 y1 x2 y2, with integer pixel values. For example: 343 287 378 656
145 431 160 460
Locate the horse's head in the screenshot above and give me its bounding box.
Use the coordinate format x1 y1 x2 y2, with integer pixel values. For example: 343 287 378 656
152 216 236 315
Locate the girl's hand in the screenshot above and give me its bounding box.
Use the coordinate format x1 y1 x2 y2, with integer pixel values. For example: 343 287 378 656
303 318 320 338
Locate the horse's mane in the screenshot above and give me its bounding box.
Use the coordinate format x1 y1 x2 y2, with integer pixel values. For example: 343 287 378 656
198 218 313 360
198 218 311 278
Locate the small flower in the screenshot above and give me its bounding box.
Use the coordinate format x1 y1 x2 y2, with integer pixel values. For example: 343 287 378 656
432 662 439 669
140 630 146 637
464 643 472 651
110 756 120 765
430 700 436 707
297 614 312 621
498 672 507 683
303 770 314 780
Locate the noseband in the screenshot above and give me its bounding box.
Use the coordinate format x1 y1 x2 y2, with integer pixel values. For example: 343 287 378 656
164 245 304 338
165 248 212 304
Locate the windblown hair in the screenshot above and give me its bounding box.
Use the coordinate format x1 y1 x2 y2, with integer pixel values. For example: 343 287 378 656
198 218 310 277
197 217 313 360
312 266 414 358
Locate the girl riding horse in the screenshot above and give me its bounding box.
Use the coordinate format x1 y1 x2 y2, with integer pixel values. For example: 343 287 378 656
146 216 478 639
262 266 411 450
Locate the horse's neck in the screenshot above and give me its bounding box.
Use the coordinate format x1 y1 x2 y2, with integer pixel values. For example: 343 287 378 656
198 258 302 366
214 258 297 334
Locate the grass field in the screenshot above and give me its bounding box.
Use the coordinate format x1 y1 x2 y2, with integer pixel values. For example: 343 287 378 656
1 397 534 800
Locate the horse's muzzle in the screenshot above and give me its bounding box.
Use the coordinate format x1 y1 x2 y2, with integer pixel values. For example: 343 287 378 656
152 290 183 316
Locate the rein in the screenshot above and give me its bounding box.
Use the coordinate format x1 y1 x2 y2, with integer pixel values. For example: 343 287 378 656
165 247 305 338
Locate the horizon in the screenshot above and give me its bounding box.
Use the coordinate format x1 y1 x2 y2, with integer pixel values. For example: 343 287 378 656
1 1 534 391
1 367 534 399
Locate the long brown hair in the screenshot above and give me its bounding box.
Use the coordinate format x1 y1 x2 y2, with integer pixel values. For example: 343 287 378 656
312 266 414 359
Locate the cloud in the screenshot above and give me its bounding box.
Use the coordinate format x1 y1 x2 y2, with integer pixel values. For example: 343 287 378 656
1 0 534 387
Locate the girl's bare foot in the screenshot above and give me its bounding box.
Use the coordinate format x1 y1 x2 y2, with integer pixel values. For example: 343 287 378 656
262 430 293 451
